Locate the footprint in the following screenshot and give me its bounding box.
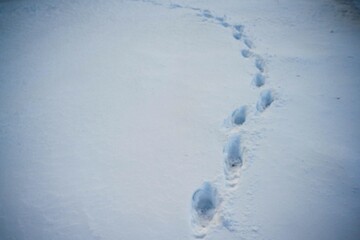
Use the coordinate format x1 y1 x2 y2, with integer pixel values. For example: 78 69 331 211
241 49 253 58
169 3 182 9
221 21 230 28
232 24 244 40
255 58 265 72
192 182 219 223
244 39 254 49
234 24 244 33
231 106 247 125
219 20 230 28
215 16 224 21
191 182 220 237
223 135 243 176
190 7 201 11
253 73 265 87
256 89 274 112
202 9 213 18
214 16 230 27
233 32 242 40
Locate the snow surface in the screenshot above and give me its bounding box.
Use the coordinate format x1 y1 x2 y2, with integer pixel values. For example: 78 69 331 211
0 0 360 239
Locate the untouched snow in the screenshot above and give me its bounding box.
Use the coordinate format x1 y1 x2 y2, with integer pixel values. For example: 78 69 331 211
0 0 360 239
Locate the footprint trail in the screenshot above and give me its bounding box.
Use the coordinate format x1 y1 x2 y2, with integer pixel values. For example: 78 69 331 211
130 0 278 238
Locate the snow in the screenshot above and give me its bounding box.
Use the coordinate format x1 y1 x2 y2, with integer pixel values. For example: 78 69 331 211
0 0 360 239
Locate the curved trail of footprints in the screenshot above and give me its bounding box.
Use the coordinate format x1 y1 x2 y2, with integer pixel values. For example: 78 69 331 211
133 0 276 238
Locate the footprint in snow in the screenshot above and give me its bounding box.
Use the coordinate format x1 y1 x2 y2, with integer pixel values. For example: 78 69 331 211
241 49 253 58
191 182 220 238
255 57 265 72
231 106 247 125
221 21 231 28
234 24 244 33
256 89 274 112
169 3 182 9
202 9 213 18
253 73 265 87
244 39 254 49
223 134 243 180
223 106 247 128
233 32 242 40
232 24 244 40
217 18 231 28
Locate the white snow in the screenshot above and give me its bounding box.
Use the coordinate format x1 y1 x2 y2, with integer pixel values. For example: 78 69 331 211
0 0 359 239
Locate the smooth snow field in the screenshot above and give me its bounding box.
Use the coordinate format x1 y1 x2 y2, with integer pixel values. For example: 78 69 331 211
1 0 360 239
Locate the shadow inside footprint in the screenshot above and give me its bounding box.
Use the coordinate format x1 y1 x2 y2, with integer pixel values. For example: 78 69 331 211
233 32 242 40
234 24 244 33
192 182 219 226
223 135 243 173
244 39 254 49
253 73 265 87
231 106 247 125
232 24 244 40
241 49 252 58
257 89 274 112
255 58 265 72
202 9 213 18
169 3 182 9
221 21 230 28
214 16 230 28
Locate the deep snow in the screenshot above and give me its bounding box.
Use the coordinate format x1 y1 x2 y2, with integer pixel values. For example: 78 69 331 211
0 0 360 239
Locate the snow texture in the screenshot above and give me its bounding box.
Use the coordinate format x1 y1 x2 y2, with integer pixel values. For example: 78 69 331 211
1 0 360 240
